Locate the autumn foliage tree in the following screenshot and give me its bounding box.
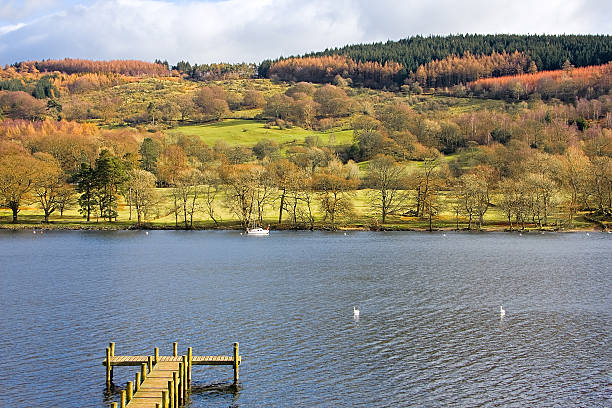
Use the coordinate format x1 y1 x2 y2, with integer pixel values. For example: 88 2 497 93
0 142 38 222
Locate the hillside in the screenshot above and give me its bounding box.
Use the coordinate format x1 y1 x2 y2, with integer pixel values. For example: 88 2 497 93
0 53 611 231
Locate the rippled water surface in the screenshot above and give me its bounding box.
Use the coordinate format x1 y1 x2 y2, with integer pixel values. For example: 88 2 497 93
1 230 611 407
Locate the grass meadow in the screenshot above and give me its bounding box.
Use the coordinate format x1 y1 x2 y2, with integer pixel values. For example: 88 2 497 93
1 188 597 232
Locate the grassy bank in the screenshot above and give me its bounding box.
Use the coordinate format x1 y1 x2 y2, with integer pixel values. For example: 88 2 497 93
1 188 603 232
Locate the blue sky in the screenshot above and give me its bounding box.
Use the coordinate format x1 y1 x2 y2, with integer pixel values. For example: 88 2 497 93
1 0 611 66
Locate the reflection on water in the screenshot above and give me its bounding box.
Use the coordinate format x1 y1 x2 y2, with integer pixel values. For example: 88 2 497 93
0 230 611 407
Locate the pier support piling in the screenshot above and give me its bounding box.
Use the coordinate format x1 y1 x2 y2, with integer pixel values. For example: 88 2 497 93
168 380 174 408
126 381 133 402
106 347 112 390
161 390 168 408
187 347 192 388
233 342 239 385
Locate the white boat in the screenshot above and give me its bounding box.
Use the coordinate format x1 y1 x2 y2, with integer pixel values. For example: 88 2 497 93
246 226 270 236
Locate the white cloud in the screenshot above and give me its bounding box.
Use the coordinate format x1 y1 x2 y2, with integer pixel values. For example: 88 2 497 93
0 0 610 65
0 22 26 36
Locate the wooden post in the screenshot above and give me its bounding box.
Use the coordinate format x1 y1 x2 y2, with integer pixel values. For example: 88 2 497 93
179 361 185 404
148 355 153 372
181 362 187 405
141 363 147 381
182 355 188 398
156 404 160 408
154 347 159 365
177 362 182 405
110 403 117 408
168 380 174 408
161 390 168 408
109 342 115 383
106 347 112 390
135 372 141 392
173 371 178 408
126 381 133 402
120 390 126 408
187 347 192 388
233 342 239 385
173 342 178 357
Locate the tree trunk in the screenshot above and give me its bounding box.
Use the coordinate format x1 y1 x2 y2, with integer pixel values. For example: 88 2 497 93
278 188 285 224
381 190 387 224
174 196 178 228
10 203 18 223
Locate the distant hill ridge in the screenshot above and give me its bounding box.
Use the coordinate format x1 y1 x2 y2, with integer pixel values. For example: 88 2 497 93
259 34 612 88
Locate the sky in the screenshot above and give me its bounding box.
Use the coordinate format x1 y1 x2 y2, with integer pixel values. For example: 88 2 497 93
0 0 611 66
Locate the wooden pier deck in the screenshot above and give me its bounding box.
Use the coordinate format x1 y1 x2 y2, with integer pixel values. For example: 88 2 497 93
104 342 241 408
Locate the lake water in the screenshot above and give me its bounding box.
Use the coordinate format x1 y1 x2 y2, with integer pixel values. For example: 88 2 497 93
1 230 611 407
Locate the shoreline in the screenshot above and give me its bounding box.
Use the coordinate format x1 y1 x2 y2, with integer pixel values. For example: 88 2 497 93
0 221 605 233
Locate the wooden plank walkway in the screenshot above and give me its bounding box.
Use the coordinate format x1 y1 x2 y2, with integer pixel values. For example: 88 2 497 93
126 361 183 408
105 342 241 408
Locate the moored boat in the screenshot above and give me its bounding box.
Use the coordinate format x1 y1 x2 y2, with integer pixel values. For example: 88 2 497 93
246 226 270 235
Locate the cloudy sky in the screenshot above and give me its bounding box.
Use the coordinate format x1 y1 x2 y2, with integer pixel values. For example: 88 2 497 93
0 0 610 66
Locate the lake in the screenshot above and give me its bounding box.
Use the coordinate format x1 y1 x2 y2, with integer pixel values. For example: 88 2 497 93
1 230 610 407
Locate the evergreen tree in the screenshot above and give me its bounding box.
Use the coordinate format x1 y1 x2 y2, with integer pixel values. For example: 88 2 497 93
74 163 97 222
94 150 127 222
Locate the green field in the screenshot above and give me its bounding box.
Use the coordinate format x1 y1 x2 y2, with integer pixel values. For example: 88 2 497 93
168 119 354 147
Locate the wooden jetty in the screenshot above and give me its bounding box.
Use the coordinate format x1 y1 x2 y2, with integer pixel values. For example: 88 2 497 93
104 341 241 408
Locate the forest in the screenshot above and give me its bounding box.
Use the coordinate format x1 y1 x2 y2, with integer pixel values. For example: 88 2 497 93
1 35 611 231
261 34 612 89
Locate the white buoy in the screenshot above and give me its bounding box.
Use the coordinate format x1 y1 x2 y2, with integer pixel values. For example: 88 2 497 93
145 231 149 235
353 306 360 318
500 305 506 318
33 230 36 234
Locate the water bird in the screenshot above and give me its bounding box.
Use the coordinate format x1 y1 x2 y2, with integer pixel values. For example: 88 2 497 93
145 231 149 235
344 232 347 236
353 306 360 318
586 232 590 236
33 230 36 234
500 305 506 318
